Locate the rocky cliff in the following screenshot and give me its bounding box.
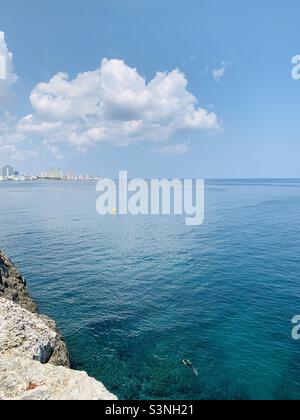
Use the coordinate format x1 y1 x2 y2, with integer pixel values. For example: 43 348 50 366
0 250 117 401
0 250 69 367
0 251 38 313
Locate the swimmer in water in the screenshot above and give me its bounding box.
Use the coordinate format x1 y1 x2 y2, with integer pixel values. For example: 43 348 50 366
183 359 199 377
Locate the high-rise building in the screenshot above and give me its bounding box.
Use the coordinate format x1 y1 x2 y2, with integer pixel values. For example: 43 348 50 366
49 168 63 179
1 166 14 178
64 171 76 181
40 168 63 179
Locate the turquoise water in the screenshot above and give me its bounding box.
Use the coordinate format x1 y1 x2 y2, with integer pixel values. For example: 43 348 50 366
0 179 300 400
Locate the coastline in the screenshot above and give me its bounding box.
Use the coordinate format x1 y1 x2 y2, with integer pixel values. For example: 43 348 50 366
0 250 117 400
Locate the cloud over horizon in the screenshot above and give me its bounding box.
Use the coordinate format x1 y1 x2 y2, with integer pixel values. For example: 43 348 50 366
0 31 17 107
18 59 221 153
0 34 221 162
0 32 28 161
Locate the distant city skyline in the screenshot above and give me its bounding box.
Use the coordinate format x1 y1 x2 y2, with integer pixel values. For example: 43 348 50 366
0 163 102 181
0 0 300 178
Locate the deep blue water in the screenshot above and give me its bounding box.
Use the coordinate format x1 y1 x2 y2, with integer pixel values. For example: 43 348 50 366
0 179 300 400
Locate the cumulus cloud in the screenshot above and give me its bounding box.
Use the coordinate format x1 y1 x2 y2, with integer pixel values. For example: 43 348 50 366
18 59 221 151
0 31 17 107
212 61 231 82
0 144 37 161
0 32 30 161
43 140 64 160
0 112 36 161
0 43 221 160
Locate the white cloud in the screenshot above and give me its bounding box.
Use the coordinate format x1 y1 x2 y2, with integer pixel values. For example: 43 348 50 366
43 140 64 160
0 41 222 160
0 112 36 161
0 32 29 162
0 144 37 161
212 61 231 82
154 143 189 156
18 59 221 151
0 31 17 107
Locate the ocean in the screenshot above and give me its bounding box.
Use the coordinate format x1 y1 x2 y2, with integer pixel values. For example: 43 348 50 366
0 179 299 400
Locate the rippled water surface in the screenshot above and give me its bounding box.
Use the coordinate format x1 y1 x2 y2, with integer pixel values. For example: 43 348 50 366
0 179 300 400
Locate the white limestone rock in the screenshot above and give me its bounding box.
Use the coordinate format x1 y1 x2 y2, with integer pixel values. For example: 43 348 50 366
0 298 57 363
0 356 117 400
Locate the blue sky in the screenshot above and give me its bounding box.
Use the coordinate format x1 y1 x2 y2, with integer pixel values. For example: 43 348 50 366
0 0 299 178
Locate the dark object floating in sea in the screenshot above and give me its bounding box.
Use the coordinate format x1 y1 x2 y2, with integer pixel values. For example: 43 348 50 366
183 359 199 377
